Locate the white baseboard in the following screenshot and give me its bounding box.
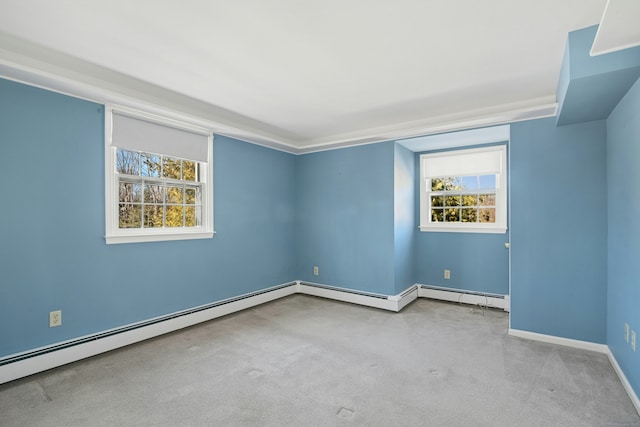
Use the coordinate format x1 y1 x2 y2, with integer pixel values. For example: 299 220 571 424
606 348 640 416
508 329 608 353
297 282 417 312
0 283 297 385
0 281 418 385
417 285 509 312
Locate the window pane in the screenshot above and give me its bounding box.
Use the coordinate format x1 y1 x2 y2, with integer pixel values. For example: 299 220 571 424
185 206 197 226
163 157 182 180
141 153 161 177
144 184 164 203
445 195 460 206
461 194 477 206
144 205 164 228
166 186 184 204
461 208 477 223
431 209 444 222
479 208 496 223
119 204 141 228
461 176 478 190
444 177 463 191
116 149 139 175
431 195 443 207
431 178 444 191
119 182 142 203
183 161 196 182
479 174 496 189
184 187 198 205
165 205 184 227
479 194 496 206
445 208 460 222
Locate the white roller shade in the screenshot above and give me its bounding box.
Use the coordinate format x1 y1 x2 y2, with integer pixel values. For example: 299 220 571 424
111 112 209 162
423 146 504 178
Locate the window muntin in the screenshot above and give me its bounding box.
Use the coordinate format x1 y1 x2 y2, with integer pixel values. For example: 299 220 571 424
105 106 213 244
419 145 507 233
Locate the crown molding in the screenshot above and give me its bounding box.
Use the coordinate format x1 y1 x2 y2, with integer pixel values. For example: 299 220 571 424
1 32 557 155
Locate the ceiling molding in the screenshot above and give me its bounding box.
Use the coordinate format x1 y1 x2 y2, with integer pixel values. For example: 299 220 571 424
295 101 557 154
0 32 302 153
1 31 556 155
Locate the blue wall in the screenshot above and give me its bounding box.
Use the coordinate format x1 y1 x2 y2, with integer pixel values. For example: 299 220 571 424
393 143 415 294
607 77 640 394
0 79 296 358
295 142 396 295
510 118 607 343
413 145 509 296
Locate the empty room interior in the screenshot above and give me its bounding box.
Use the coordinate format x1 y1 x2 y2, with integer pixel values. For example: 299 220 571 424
1 0 640 425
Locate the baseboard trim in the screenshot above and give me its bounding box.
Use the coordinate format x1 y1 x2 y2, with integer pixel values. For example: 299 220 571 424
417 284 509 312
605 348 640 416
297 281 416 312
508 329 609 353
0 282 297 385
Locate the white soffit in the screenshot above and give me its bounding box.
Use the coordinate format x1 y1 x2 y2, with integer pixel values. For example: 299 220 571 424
591 0 640 56
398 125 510 152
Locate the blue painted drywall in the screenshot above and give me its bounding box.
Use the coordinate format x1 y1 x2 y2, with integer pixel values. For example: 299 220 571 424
557 25 640 126
413 144 509 296
510 117 607 343
0 78 296 358
607 76 640 395
295 142 396 295
393 143 415 294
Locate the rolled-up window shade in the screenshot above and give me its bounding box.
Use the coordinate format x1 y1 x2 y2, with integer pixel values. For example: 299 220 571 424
423 148 503 178
111 112 209 162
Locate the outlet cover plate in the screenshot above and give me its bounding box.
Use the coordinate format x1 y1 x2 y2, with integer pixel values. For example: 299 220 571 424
49 310 62 327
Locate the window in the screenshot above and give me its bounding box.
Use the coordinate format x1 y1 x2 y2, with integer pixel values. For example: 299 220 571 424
419 145 507 233
105 106 214 244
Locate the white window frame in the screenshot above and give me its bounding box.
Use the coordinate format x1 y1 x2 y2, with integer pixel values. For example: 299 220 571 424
419 145 507 234
105 105 214 244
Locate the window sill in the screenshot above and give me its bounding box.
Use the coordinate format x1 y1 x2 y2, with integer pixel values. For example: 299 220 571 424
419 225 507 234
106 230 215 245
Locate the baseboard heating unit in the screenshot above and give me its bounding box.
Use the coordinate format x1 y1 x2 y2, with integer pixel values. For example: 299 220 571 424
417 284 509 312
0 282 299 385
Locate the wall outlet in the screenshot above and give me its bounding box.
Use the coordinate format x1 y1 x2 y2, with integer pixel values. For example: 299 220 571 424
313 266 319 276
625 323 630 342
632 330 636 352
444 269 451 280
49 310 62 328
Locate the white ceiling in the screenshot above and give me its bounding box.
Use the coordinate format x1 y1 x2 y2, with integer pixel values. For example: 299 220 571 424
0 0 609 152
591 0 640 55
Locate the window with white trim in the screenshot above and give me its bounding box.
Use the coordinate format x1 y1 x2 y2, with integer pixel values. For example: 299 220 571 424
419 145 507 233
105 106 214 244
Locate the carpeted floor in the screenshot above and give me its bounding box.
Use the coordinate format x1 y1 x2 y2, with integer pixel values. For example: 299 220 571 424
1 295 638 426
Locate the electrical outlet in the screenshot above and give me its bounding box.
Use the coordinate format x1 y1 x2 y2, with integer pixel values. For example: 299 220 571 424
313 266 319 276
444 269 451 280
625 323 630 342
632 330 636 352
49 310 62 328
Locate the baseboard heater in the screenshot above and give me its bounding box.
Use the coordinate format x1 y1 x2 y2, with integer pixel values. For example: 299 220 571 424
0 282 298 384
297 281 416 312
417 284 509 312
